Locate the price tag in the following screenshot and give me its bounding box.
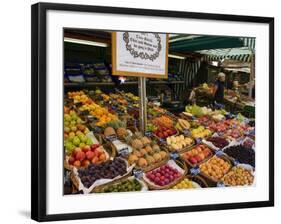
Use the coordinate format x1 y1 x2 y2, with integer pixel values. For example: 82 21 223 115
190 167 200 176
183 129 190 136
133 168 143 179
215 150 224 157
145 131 153 137
105 135 117 142
170 151 179 160
159 138 166 145
234 160 240 166
217 182 225 187
195 138 202 144
119 147 129 157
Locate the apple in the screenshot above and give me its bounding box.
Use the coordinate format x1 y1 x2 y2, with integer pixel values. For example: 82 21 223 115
86 151 95 160
91 157 99 164
75 151 86 161
68 156 75 165
73 160 81 168
81 159 90 167
82 145 91 153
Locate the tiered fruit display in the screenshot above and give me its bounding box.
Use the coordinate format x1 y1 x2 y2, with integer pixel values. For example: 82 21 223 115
206 136 229 149
181 144 212 165
200 156 231 181
99 178 143 193
78 157 127 188
191 126 212 138
145 164 182 186
64 111 92 153
175 118 190 132
171 178 198 189
128 137 168 169
68 144 108 168
222 166 254 186
166 135 194 152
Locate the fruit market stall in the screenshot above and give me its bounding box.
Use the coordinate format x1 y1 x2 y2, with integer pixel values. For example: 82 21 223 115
63 30 256 195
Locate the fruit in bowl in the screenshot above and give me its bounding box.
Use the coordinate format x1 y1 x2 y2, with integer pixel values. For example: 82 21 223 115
181 144 212 165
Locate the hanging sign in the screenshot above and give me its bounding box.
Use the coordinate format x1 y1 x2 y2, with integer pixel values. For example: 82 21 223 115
112 32 168 78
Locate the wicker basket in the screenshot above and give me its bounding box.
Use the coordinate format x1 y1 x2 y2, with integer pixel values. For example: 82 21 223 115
64 143 116 171
92 176 148 193
134 150 170 173
186 174 208 188
165 138 195 153
198 155 233 184
142 159 188 190
180 144 215 168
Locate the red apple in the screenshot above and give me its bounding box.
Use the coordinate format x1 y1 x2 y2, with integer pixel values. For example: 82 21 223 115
81 159 90 167
86 150 95 160
75 151 86 161
72 147 82 157
91 157 99 164
68 156 75 165
82 145 91 153
73 160 81 168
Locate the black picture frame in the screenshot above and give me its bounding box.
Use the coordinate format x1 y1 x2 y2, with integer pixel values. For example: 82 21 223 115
31 2 274 222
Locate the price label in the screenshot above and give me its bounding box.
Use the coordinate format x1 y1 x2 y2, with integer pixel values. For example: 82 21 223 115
183 129 190 136
190 167 200 176
133 169 143 179
145 131 153 137
159 138 167 145
215 150 224 157
119 147 129 157
217 182 225 187
92 126 102 133
234 160 240 166
106 135 117 142
195 138 202 144
170 152 179 160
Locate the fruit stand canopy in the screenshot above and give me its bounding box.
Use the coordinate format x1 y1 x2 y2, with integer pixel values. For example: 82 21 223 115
169 34 255 62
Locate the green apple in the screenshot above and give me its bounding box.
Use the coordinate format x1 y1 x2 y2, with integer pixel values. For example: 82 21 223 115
64 126 70 133
73 136 80 146
79 142 86 148
86 138 93 145
64 114 71 122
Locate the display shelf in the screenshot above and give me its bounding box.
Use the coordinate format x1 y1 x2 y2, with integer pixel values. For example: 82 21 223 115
64 80 185 87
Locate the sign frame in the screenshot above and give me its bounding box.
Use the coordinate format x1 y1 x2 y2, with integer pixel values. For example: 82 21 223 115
111 32 169 78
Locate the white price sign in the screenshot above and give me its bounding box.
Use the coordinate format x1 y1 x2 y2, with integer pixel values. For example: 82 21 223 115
112 32 168 78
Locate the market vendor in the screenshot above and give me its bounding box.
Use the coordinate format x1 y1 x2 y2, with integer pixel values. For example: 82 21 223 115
213 72 225 105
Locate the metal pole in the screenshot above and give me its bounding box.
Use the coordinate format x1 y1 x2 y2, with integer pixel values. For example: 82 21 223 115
138 77 147 133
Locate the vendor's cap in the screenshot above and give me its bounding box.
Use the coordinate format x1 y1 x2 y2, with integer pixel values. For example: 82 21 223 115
218 72 225 78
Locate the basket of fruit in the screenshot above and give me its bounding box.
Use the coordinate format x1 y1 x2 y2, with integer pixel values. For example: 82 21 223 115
223 144 255 168
166 135 195 153
64 144 110 171
93 176 148 193
186 175 208 188
202 136 230 150
199 155 232 184
221 164 255 187
190 126 212 139
128 138 169 172
70 157 135 194
170 177 201 190
142 159 187 190
153 126 179 143
180 144 214 168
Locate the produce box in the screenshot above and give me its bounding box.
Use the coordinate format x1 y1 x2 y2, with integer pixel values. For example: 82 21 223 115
165 135 195 153
143 160 187 190
222 142 255 168
93 176 148 193
70 157 135 194
186 175 208 188
170 177 201 190
180 144 214 168
199 155 233 186
222 163 255 187
202 135 230 151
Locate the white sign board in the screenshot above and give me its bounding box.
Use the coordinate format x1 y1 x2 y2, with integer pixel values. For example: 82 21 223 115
112 32 168 78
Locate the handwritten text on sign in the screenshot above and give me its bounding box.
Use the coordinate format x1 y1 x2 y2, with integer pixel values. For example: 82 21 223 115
112 32 168 78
